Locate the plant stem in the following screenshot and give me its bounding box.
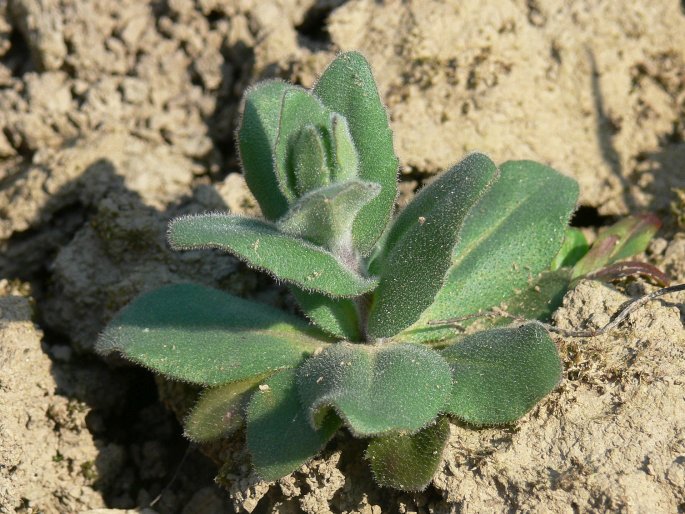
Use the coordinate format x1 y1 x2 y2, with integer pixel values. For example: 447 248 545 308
355 294 371 342
334 240 372 342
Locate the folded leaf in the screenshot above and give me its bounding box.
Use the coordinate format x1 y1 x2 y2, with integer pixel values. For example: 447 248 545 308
246 368 341 481
550 227 589 270
396 160 578 343
184 375 265 442
314 51 399 255
96 284 330 385
441 323 561 425
296 342 452 437
330 113 359 183
278 180 381 251
169 214 378 297
367 153 498 339
572 213 661 279
275 88 333 200
291 124 331 196
366 416 450 491
290 287 362 341
238 80 294 220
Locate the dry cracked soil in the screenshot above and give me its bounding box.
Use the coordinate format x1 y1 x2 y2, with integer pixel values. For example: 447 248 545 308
1 1 684 513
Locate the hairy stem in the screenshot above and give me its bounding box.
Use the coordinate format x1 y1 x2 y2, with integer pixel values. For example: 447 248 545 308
333 239 372 342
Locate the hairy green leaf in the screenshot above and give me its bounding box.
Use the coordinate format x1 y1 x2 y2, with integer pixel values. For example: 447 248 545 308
184 375 265 442
278 180 381 252
572 213 661 279
603 213 661 261
396 160 578 343
292 124 331 196
246 368 341 481
314 51 399 255
550 228 589 270
396 269 572 344
366 416 450 491
168 214 378 297
504 269 572 322
275 88 333 201
96 284 330 385
441 323 561 425
290 287 362 341
296 342 452 436
238 80 294 220
367 153 498 339
330 113 359 182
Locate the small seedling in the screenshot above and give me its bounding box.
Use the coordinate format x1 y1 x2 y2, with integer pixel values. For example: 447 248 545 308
97 52 662 491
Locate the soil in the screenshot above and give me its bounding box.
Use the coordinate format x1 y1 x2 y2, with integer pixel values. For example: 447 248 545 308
0 1 683 513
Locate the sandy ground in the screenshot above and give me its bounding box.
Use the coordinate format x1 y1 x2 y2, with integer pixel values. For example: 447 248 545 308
0 1 684 513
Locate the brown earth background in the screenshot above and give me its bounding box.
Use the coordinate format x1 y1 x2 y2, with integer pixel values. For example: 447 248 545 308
1 1 684 513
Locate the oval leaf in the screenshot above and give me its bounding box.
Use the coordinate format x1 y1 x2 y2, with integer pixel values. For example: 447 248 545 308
572 213 661 279
275 88 333 200
278 180 381 251
397 160 578 343
246 368 341 481
367 153 499 339
292 124 331 196
290 287 362 341
237 80 294 220
168 214 378 297
296 342 452 437
550 227 589 270
504 269 572 322
441 323 561 425
366 416 450 491
184 375 265 442
314 51 399 255
330 112 359 182
96 283 330 385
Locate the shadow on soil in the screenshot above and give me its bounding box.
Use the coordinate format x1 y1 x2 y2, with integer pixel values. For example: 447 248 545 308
2 161 234 512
